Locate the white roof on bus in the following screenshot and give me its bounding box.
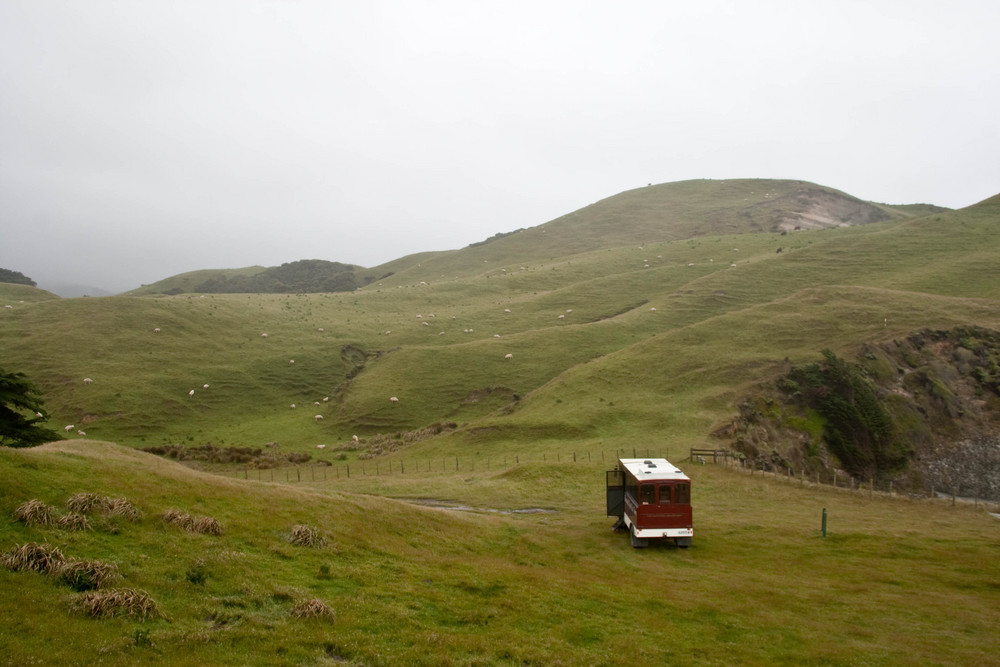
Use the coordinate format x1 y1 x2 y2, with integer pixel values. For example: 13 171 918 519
618 458 690 481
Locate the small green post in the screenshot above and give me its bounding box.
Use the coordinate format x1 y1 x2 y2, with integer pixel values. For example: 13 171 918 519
821 507 828 537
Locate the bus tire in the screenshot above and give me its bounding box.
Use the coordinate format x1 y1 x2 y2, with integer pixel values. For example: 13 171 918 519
630 525 648 548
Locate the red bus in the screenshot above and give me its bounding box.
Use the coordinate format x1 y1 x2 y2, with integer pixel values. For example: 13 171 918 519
607 458 693 548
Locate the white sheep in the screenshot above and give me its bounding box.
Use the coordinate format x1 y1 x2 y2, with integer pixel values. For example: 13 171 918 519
188 389 195 396
83 378 93 384
314 415 323 420
203 384 209 389
504 308 511 313
317 327 324 332
558 315 565 320
290 404 296 409
316 444 326 449
505 353 514 360
389 396 399 403
421 321 429 326
352 435 359 442
153 327 160 333
64 424 74 432
322 397 329 402
261 333 268 338
77 430 86 437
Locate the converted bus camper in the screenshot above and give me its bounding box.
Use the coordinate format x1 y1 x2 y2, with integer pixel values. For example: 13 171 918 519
607 458 693 548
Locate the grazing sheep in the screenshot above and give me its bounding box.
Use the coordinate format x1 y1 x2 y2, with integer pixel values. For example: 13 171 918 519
289 359 295 365
77 430 86 437
317 327 324 332
188 390 195 397
322 397 329 402
64 425 75 432
83 378 93 384
504 309 511 313
421 322 429 326
153 327 160 333
557 315 565 320
314 415 323 420
650 307 657 311
389 396 399 403
314 401 320 406
505 353 514 360
203 384 209 389
352 435 359 442
316 444 326 449
290 404 296 409
493 334 501 338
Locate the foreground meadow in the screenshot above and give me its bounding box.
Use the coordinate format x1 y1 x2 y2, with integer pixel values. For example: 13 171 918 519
1 440 998 665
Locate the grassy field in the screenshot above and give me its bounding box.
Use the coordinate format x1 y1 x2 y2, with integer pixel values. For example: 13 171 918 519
1 180 999 664
1 441 998 665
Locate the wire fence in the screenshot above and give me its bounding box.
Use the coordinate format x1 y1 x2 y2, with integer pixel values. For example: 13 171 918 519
231 446 671 483
228 446 1000 513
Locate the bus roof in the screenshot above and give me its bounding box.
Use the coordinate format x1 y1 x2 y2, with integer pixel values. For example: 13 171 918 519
618 458 690 481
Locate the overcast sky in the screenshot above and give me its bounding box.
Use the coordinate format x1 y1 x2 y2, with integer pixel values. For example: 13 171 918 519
2 1 998 294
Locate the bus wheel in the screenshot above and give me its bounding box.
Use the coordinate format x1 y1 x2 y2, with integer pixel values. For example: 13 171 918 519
630 525 648 549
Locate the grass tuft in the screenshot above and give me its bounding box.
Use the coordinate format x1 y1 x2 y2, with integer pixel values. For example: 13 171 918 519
105 497 142 522
162 509 223 535
161 508 194 529
13 499 57 526
291 598 335 621
56 512 92 531
288 524 327 548
66 492 110 514
57 558 120 591
2 542 66 574
70 588 163 620
192 516 224 536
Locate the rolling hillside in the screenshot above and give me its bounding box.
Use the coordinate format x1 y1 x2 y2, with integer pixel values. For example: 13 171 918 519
2 178 999 664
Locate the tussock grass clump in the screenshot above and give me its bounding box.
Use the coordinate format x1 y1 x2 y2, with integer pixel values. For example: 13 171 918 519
291 598 335 620
66 492 110 514
106 497 142 521
56 512 92 531
57 558 120 591
192 516 223 536
70 588 162 620
2 542 66 574
14 499 57 526
162 509 223 535
161 508 194 529
288 525 327 548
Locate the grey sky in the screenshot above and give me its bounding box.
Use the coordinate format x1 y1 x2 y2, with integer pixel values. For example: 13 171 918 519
2 1 998 294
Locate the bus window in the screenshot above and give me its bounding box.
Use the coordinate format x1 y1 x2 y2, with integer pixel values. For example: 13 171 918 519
674 483 690 505
625 479 638 503
640 485 655 505
658 486 671 504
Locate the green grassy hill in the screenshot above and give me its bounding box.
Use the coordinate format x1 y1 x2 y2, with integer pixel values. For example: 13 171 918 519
2 440 998 665
1 179 999 664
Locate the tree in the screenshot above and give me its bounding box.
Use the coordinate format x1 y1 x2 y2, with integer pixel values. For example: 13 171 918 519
0 367 62 447
0 268 36 286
